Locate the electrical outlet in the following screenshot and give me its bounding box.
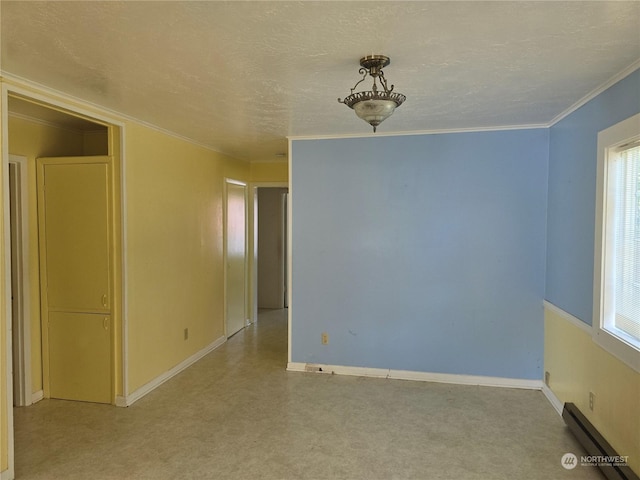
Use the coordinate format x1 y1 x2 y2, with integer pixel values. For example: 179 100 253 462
321 332 329 345
184 328 189 340
589 391 595 411
544 371 550 387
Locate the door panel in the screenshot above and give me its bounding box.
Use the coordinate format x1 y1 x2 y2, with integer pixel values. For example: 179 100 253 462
226 181 246 337
43 162 110 312
38 156 113 403
48 312 111 403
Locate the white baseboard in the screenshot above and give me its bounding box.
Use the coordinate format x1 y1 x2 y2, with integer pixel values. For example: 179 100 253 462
31 390 43 404
287 362 543 390
0 468 15 480
120 335 226 407
542 383 564 415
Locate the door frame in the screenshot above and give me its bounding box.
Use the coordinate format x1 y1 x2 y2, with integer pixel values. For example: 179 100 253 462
1 78 128 480
7 155 31 407
223 178 248 338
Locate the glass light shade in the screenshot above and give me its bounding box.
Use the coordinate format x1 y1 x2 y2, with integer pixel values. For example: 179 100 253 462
338 55 406 132
353 99 397 129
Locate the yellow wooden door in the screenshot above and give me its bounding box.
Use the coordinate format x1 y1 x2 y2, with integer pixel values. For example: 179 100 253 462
38 157 112 403
48 312 111 403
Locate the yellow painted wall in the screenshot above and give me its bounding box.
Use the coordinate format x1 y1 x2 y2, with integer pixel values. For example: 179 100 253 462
125 122 249 392
545 305 640 473
2 88 254 398
1 79 253 476
8 116 86 396
83 130 108 155
250 161 288 183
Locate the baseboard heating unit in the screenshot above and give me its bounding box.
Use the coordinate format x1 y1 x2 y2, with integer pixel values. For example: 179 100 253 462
562 403 638 480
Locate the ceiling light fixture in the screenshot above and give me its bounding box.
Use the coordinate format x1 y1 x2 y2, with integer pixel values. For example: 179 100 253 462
338 55 406 133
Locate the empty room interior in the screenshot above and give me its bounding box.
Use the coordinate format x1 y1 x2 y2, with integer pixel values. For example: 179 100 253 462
0 2 639 479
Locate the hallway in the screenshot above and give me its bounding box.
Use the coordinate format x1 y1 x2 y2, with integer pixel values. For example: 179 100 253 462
13 309 599 480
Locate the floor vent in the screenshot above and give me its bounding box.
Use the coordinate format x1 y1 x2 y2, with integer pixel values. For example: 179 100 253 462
562 402 639 480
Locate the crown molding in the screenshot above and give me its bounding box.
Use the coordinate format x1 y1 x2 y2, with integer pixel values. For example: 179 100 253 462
5 57 638 157
290 60 640 142
548 59 640 127
1 71 235 159
288 123 549 143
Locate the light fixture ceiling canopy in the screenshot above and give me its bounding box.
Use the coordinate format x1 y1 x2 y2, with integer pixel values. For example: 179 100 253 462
338 54 406 133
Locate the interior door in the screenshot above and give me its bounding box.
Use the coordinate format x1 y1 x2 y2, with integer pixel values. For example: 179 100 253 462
225 180 247 337
38 156 112 403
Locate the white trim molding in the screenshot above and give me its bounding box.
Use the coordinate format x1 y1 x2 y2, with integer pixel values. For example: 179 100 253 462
31 390 44 404
287 123 548 143
287 61 640 144
1 81 16 480
249 181 289 324
543 300 592 335
117 335 226 407
222 178 249 340
549 59 640 126
0 468 14 480
287 139 293 365
592 113 640 373
0 72 235 157
541 384 564 416
287 362 543 390
7 155 31 407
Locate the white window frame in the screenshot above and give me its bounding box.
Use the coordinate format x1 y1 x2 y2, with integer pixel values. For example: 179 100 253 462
593 113 640 373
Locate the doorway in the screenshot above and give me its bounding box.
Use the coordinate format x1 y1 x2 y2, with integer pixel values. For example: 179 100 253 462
3 88 125 478
256 187 289 310
5 94 122 404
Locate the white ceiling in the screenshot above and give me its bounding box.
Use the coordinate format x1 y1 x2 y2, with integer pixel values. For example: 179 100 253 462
1 1 639 161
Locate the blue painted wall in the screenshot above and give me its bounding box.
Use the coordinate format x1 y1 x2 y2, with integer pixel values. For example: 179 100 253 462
545 69 640 324
291 129 549 379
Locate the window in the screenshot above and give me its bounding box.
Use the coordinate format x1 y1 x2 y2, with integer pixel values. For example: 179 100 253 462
594 113 640 372
613 143 640 340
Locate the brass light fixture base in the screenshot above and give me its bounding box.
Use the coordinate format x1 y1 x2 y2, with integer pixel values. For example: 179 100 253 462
359 55 390 73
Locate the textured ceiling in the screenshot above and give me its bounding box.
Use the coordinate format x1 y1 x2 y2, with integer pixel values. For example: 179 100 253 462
1 1 639 161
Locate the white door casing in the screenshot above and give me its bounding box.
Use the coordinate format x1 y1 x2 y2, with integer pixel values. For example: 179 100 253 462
8 155 31 407
224 179 247 338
